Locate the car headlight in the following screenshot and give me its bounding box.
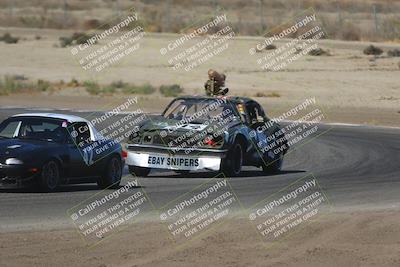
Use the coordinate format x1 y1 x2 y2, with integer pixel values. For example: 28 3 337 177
5 158 24 165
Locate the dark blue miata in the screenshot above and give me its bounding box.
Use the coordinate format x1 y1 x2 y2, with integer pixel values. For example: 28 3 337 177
0 113 125 192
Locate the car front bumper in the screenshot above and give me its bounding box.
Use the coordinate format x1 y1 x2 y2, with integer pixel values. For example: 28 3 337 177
0 164 38 188
126 144 226 171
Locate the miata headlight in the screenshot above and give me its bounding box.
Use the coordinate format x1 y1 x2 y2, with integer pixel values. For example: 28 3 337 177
5 158 24 165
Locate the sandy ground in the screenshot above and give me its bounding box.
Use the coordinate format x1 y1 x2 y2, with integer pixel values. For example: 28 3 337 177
0 210 399 267
0 27 399 126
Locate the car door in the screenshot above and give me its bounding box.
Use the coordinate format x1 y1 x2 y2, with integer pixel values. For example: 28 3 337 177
64 123 89 178
67 121 100 178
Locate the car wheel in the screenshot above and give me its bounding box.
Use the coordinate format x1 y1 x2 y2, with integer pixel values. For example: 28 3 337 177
97 156 122 189
221 141 243 177
129 166 150 177
262 152 283 174
39 161 60 192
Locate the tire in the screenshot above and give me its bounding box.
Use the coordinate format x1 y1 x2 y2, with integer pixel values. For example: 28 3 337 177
39 160 60 192
97 156 122 189
129 166 150 177
221 141 243 177
262 152 283 174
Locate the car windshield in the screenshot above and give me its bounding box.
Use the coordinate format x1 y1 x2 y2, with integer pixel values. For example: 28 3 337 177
163 98 240 123
0 117 68 143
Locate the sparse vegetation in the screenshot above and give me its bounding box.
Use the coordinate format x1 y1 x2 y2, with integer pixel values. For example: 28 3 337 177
308 48 331 56
59 36 73 48
83 80 101 95
254 91 281 98
160 84 184 97
110 80 128 89
0 33 19 44
67 78 80 87
59 32 95 47
0 76 53 95
83 80 156 95
37 79 50 91
265 44 277 50
0 0 399 42
363 45 383 56
387 49 400 57
256 44 277 53
122 83 156 95
0 76 161 96
340 23 361 41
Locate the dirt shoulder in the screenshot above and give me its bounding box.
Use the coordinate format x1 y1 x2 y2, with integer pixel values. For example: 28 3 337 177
1 210 399 267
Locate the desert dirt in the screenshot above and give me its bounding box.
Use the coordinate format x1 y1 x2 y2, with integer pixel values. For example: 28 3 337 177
1 27 400 267
1 210 399 267
0 27 399 126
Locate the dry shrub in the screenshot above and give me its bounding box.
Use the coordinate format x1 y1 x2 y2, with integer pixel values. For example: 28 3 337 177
341 23 361 41
308 48 330 56
381 17 400 40
388 49 400 57
83 19 102 30
363 45 383 55
255 91 281 97
0 33 19 44
256 44 277 53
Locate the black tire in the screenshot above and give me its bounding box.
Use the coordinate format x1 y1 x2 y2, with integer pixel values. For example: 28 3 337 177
39 160 60 192
129 166 150 177
97 156 122 189
262 152 284 174
221 141 243 177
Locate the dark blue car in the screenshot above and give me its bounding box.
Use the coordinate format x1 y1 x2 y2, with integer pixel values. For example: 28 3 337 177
126 96 288 177
0 113 125 191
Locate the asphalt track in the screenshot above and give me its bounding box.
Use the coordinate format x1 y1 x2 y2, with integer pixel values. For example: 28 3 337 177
0 107 399 232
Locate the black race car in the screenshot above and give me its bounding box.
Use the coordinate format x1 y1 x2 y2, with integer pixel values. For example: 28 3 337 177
0 113 125 191
126 96 288 177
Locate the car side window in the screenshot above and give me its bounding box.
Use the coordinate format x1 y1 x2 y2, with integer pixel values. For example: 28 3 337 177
246 102 267 127
245 102 258 125
253 102 266 118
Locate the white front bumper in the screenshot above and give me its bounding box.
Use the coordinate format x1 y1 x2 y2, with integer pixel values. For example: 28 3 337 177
126 151 221 171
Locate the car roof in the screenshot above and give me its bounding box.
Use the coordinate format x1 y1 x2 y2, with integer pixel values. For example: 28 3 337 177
173 95 254 104
11 113 89 123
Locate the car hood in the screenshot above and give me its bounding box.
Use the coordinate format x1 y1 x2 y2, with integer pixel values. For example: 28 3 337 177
140 116 239 133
